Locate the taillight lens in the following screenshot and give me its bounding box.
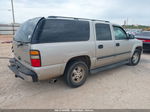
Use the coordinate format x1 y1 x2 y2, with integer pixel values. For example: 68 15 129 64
137 38 150 43
30 50 41 67
143 40 150 42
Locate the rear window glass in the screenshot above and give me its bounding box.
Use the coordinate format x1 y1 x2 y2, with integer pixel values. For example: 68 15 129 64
35 19 90 43
95 23 112 40
14 17 42 43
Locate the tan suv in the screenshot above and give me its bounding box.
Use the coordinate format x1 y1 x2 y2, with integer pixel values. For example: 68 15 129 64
9 16 143 88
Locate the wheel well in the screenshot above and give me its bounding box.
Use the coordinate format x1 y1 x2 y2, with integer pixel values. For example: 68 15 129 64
65 56 91 70
135 46 142 51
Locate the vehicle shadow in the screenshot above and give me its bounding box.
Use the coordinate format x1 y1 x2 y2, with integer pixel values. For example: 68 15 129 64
88 64 126 80
19 64 128 90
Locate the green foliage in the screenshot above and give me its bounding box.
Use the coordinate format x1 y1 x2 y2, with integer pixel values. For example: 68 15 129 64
122 25 150 30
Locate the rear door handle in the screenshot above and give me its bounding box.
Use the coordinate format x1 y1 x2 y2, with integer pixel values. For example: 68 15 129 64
116 43 120 47
98 45 103 49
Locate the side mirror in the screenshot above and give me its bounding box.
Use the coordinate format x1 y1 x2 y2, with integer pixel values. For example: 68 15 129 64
127 33 135 39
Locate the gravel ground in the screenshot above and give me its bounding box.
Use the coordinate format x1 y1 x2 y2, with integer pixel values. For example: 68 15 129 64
0 38 150 109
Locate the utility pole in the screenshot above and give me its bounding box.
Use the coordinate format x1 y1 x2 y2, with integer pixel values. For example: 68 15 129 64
11 0 15 35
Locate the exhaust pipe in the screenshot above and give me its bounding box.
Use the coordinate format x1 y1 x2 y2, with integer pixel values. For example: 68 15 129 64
49 79 57 84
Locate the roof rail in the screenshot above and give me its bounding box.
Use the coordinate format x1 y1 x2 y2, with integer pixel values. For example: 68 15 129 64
48 16 109 23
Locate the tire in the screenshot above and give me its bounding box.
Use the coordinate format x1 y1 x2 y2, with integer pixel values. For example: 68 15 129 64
128 49 141 66
64 61 89 88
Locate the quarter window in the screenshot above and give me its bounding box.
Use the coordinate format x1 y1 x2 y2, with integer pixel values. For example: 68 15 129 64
36 19 90 43
95 23 112 40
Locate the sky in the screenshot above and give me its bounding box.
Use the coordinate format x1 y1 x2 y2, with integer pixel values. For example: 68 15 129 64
0 0 150 25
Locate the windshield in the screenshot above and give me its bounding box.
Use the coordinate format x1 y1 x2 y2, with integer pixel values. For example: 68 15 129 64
14 17 43 43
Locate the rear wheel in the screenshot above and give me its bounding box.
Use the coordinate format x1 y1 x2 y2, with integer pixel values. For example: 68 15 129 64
64 61 88 88
128 49 141 66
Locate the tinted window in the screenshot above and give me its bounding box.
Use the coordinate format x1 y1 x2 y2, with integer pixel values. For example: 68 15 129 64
113 26 127 40
95 23 112 40
36 19 89 43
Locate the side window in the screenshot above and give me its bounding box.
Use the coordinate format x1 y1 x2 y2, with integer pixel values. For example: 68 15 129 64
36 19 90 43
113 26 127 40
95 23 112 41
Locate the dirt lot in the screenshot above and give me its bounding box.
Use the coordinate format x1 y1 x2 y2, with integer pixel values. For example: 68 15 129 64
0 37 150 109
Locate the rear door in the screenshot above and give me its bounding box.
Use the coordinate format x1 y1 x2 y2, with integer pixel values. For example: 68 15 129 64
112 26 132 62
94 22 116 67
13 41 31 66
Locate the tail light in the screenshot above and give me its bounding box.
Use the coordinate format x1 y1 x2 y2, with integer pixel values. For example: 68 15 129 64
137 38 150 43
30 50 41 67
143 40 150 42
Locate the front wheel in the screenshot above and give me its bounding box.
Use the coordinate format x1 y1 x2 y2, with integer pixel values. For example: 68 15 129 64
128 49 141 66
64 61 88 88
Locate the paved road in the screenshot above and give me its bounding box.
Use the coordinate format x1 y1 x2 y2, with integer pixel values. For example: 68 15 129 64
0 43 150 109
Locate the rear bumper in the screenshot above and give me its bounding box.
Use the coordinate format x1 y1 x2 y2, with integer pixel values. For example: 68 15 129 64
9 58 38 82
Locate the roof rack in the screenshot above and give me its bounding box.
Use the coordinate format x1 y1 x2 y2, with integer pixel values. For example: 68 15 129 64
48 16 109 23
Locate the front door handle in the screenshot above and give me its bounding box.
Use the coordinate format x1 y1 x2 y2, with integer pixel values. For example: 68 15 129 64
116 43 120 47
98 45 103 49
